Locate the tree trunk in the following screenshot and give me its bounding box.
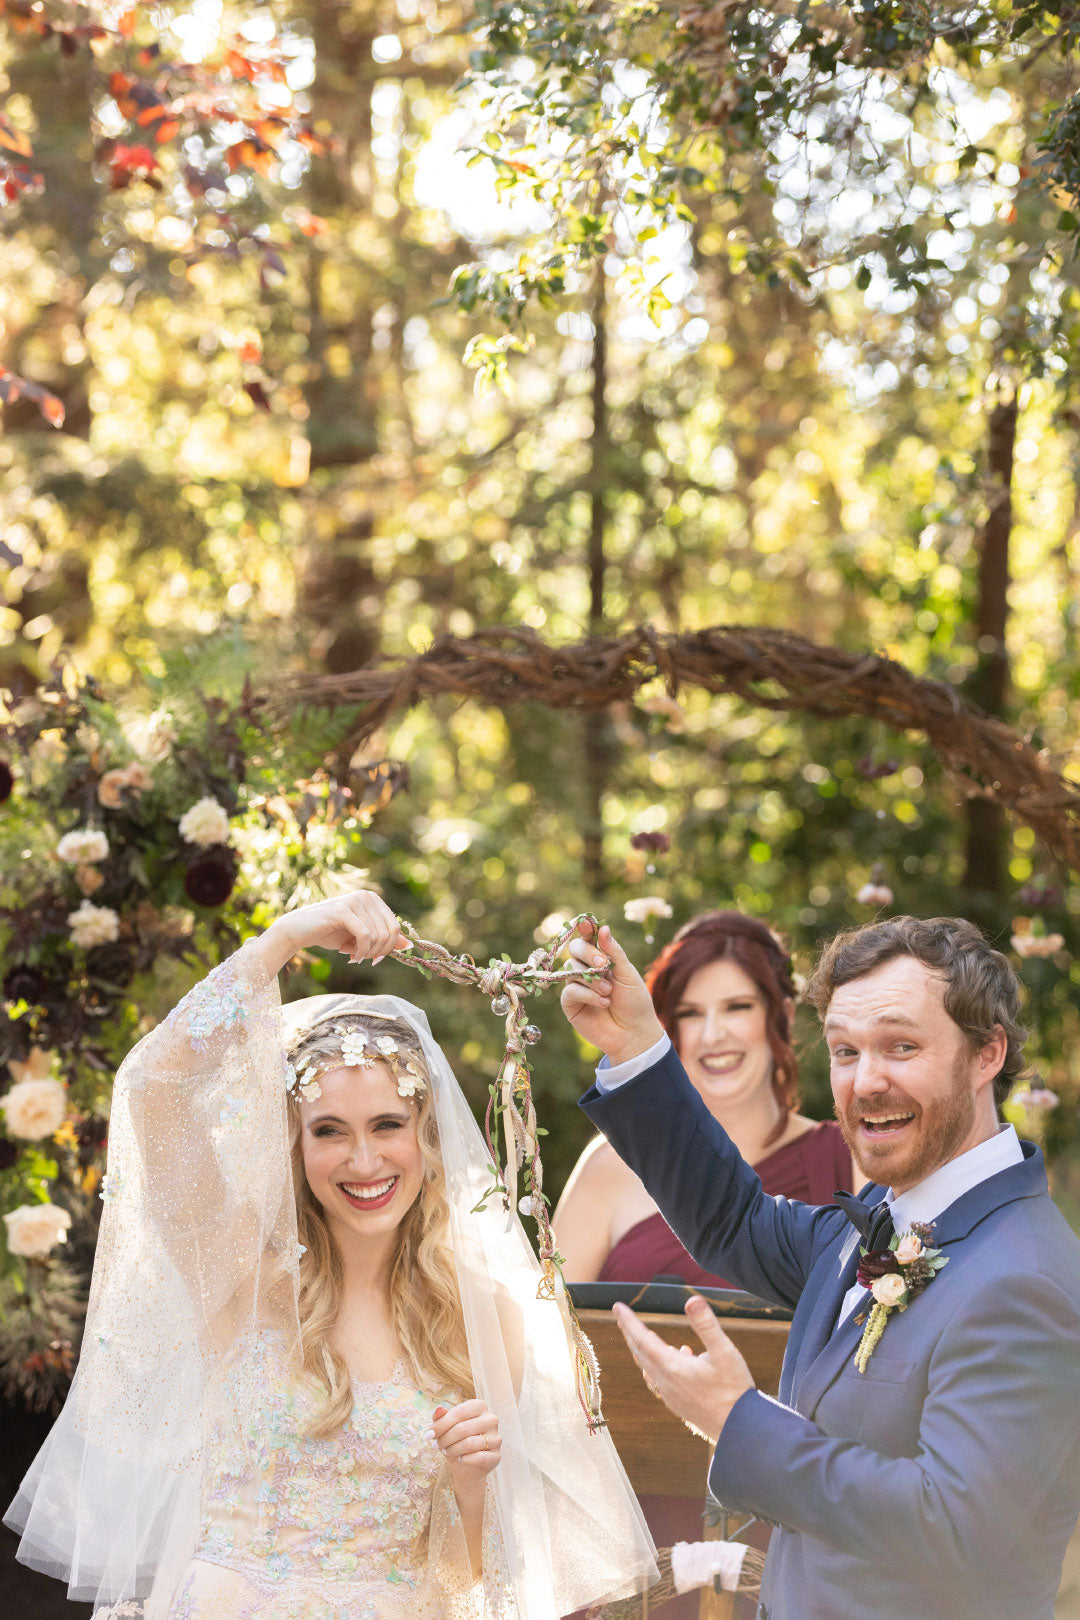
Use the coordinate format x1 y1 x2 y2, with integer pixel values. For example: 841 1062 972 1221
962 391 1017 898
583 267 612 894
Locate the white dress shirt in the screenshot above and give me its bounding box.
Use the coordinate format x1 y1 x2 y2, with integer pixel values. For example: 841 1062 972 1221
594 1033 1025 1328
835 1123 1023 1324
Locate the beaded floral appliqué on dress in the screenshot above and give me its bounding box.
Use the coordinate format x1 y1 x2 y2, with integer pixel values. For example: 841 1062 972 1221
165 1330 478 1620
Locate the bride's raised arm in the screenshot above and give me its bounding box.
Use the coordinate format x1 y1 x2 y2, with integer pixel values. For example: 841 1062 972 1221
87 894 408 1357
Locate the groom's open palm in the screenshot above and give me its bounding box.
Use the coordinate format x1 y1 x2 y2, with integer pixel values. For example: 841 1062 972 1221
613 1295 756 1445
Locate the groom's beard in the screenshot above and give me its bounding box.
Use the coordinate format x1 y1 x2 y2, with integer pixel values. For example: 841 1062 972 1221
836 1049 976 1191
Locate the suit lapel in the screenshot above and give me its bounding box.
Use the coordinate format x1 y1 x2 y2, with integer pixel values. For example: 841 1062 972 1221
791 1146 1047 1420
792 1240 864 1415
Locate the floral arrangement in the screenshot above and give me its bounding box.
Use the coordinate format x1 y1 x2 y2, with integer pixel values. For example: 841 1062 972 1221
0 666 404 1409
853 1221 948 1374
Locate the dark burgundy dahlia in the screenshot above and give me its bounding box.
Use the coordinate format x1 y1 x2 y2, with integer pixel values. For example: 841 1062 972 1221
3 963 49 1005
184 847 238 908
630 831 671 854
856 1250 899 1287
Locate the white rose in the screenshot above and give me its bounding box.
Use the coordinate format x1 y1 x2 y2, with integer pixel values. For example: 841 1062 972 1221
56 828 110 865
894 1233 924 1266
623 896 674 924
1012 933 1065 959
856 882 894 907
3 1201 72 1258
871 1272 908 1308
178 796 231 847
2 1077 66 1140
68 901 121 948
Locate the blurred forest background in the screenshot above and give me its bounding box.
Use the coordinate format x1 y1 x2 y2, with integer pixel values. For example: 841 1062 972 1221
3 0 1080 1366
4 3 1080 1610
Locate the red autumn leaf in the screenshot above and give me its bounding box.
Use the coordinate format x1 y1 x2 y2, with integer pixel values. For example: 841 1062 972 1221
0 116 34 159
0 366 66 428
109 143 159 183
39 392 66 427
243 379 272 411
253 117 287 149
225 48 256 80
292 208 328 238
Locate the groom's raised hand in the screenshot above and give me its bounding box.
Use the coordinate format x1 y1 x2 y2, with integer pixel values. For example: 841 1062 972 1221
613 1295 755 1445
559 921 665 1065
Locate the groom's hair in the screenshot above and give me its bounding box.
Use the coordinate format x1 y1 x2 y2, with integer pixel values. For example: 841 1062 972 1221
804 916 1028 1107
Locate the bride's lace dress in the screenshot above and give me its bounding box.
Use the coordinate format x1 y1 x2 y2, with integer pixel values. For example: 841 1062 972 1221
168 1329 483 1619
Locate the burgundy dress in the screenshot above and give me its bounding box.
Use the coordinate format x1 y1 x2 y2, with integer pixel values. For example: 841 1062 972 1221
599 1121 853 1620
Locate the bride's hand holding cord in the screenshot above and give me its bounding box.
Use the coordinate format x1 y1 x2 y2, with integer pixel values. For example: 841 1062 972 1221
252 890 409 979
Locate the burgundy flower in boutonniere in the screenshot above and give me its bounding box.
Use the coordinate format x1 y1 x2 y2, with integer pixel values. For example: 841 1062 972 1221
854 1221 948 1374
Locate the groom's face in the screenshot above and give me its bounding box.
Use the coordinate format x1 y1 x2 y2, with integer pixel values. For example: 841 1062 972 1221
824 956 999 1193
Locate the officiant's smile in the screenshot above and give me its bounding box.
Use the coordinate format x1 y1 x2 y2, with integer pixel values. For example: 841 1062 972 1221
825 954 1007 1194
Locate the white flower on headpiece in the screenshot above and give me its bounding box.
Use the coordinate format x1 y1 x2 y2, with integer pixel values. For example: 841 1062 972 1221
340 1031 369 1067
100 1172 123 1203
375 1035 399 1056
284 1062 299 1094
397 1074 422 1099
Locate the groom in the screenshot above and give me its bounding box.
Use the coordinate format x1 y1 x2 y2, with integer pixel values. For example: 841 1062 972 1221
562 914 1080 1620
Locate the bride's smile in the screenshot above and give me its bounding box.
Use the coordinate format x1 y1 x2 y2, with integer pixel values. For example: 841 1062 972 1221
299 1062 426 1239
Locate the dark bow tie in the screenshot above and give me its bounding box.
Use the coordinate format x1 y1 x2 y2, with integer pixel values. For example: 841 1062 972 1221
834 1190 895 1251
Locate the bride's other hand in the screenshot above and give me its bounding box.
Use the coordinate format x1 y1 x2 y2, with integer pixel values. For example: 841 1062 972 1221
252 891 409 979
560 921 664 1066
432 1398 502 1483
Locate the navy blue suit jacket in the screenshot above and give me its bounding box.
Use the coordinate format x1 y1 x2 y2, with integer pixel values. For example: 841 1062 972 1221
582 1044 1080 1620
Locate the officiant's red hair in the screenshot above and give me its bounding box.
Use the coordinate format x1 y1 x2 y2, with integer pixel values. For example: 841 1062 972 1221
645 910 800 1143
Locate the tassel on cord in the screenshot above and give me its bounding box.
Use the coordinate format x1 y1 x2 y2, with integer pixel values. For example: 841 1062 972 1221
390 915 611 1430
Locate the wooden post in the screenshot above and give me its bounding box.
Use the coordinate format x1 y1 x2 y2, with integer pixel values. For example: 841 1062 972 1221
576 1309 789 1617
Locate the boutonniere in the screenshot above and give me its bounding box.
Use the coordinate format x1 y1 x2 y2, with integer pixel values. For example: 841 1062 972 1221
854 1221 948 1373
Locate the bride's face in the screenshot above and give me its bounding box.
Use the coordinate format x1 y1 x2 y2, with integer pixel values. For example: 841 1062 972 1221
299 1061 426 1246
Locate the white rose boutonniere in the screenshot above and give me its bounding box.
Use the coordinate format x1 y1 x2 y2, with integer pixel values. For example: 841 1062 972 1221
855 1221 948 1374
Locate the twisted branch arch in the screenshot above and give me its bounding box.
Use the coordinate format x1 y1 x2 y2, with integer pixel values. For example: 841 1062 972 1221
289 625 1080 873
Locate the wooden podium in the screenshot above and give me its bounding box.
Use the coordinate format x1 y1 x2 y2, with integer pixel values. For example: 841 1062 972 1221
571 1287 792 1620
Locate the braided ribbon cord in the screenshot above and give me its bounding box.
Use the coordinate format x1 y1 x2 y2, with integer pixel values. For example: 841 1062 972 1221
388 913 609 1431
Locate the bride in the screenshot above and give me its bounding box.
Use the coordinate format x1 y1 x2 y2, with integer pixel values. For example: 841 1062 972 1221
6 891 656 1619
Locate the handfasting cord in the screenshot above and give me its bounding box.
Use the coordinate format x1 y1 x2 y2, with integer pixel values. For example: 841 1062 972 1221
387 913 611 1430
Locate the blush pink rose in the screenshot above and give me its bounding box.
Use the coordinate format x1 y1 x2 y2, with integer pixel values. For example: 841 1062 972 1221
894 1233 924 1265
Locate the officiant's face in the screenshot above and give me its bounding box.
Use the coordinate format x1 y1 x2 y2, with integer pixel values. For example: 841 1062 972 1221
825 956 999 1192
673 958 775 1110
299 1061 426 1247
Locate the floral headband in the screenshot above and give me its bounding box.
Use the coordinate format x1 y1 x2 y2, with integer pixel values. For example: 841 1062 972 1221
284 1014 427 1104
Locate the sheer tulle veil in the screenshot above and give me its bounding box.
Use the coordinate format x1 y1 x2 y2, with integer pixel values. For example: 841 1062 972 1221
5 945 656 1618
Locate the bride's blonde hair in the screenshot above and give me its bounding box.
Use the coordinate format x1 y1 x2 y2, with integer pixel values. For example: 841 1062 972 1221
286 1015 473 1437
